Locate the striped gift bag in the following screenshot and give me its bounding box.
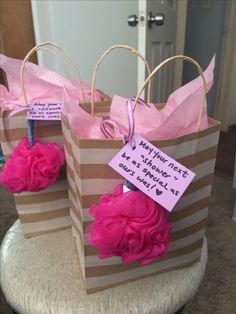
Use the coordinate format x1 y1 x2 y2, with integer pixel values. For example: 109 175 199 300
61 54 221 293
0 113 71 238
62 115 220 293
0 42 108 238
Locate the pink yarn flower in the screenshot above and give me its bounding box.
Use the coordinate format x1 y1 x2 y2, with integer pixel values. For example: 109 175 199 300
85 184 172 265
0 137 65 193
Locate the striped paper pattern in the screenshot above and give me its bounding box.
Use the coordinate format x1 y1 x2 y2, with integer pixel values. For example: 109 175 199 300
0 111 73 238
61 111 220 293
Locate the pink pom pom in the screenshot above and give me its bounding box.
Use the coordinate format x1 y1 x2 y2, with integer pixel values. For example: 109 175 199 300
85 184 172 265
0 137 65 193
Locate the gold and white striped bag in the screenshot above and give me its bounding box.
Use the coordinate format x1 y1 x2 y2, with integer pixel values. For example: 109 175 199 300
0 42 92 238
62 54 221 293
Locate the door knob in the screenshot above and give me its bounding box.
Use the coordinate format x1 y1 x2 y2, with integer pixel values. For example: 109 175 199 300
148 12 165 28
127 14 139 27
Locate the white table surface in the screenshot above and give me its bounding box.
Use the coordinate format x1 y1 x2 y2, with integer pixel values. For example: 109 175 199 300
0 220 208 314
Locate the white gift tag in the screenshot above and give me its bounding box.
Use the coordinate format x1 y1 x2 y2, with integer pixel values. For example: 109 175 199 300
26 102 63 120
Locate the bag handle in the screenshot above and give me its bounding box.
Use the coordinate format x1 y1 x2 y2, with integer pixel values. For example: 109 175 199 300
133 55 208 131
90 44 152 115
20 42 86 105
36 47 71 79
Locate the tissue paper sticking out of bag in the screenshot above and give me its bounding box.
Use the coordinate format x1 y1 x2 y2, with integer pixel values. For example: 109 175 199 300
62 97 107 139
109 56 215 140
0 54 106 110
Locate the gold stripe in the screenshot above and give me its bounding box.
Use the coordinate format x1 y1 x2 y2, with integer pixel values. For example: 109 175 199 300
67 172 81 207
73 158 81 178
86 258 200 294
67 148 213 209
84 218 206 257
68 183 77 204
84 239 203 277
19 208 69 223
170 197 209 222
84 241 97 256
23 225 71 238
183 174 213 196
67 173 82 204
71 220 84 254
80 163 122 179
82 198 208 230
178 146 218 168
82 194 100 210
71 130 80 148
171 218 207 241
80 174 212 209
61 117 220 149
70 202 83 225
80 100 111 114
64 136 73 156
72 220 82 238
66 164 75 180
71 147 217 180
0 123 62 142
14 189 68 205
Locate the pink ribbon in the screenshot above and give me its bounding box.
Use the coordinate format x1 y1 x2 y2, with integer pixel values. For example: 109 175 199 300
101 97 148 146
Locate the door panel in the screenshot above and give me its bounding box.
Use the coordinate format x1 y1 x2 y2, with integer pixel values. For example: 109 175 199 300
146 0 178 103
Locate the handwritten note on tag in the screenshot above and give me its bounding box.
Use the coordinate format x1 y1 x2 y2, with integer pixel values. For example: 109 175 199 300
109 135 195 212
26 102 63 120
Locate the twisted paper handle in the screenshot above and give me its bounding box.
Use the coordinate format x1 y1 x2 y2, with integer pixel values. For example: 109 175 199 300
133 55 207 131
20 42 84 146
91 44 152 115
20 42 85 106
23 47 73 146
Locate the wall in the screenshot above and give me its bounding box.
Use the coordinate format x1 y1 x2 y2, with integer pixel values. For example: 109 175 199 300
31 0 138 98
182 0 226 116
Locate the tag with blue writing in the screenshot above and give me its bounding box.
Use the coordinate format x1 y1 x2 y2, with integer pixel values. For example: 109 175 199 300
109 134 195 212
26 102 63 120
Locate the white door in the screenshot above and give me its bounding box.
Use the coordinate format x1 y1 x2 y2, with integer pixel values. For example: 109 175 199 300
143 0 187 102
31 0 186 102
139 0 187 102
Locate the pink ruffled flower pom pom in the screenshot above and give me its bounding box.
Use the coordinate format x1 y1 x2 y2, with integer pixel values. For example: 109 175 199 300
0 137 65 193
85 183 172 265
